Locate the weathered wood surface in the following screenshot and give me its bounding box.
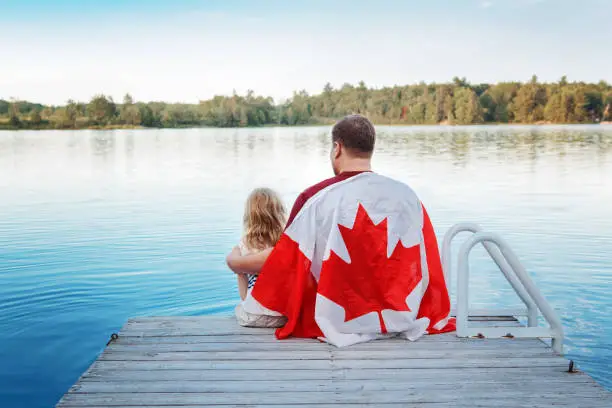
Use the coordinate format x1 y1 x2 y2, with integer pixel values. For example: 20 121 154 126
57 316 612 407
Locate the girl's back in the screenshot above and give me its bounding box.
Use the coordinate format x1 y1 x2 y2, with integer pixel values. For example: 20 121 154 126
236 187 287 300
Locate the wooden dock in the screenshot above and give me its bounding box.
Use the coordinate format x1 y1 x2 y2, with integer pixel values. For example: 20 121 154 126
57 315 612 407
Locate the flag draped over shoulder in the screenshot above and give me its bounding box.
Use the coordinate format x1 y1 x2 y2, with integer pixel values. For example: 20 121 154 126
242 172 455 347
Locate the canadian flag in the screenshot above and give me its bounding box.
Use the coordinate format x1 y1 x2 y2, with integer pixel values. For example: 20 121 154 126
243 172 455 347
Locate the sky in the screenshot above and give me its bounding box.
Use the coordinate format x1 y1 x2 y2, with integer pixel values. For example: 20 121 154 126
2 0 611 105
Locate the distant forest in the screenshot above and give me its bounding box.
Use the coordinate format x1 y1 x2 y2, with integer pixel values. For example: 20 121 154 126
2 76 612 130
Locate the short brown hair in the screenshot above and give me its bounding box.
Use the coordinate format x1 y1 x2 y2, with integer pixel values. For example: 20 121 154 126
332 114 375 157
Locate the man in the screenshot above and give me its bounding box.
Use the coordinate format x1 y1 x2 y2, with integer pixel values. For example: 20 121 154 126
227 114 454 346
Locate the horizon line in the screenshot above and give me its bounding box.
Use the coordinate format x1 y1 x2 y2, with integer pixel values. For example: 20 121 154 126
2 75 610 106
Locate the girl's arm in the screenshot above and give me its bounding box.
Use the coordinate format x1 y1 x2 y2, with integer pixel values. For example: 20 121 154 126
226 246 272 275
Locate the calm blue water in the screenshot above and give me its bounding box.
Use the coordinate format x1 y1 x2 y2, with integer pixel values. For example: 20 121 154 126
1 125 611 407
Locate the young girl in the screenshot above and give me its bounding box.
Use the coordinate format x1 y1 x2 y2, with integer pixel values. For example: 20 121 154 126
235 187 287 301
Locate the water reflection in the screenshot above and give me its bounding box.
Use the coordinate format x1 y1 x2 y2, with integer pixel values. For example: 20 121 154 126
0 125 611 408
373 126 612 169
90 132 116 156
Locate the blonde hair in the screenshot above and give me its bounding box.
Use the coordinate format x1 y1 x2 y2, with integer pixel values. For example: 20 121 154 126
243 187 287 251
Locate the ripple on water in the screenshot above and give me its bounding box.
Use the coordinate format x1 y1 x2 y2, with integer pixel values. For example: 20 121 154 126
1 126 612 407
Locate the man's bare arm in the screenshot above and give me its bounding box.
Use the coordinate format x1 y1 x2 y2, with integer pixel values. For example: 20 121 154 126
226 246 272 275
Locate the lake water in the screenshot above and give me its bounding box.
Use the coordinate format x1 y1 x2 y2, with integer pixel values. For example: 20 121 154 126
1 125 611 407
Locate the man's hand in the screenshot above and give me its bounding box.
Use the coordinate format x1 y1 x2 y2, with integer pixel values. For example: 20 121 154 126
226 247 272 275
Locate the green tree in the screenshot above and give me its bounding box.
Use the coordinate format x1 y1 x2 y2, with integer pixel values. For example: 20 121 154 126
120 93 141 126
453 88 482 124
41 106 53 119
357 81 369 114
544 91 566 123
8 99 21 127
87 94 116 125
585 91 603 122
511 83 547 123
2 77 612 129
603 92 612 121
29 109 42 125
63 100 79 128
443 93 454 123
573 90 588 123
452 76 469 88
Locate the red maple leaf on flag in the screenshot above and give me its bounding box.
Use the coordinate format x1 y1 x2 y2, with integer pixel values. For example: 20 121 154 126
317 204 422 333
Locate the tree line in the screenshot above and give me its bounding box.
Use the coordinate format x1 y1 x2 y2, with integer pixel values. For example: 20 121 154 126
2 76 612 130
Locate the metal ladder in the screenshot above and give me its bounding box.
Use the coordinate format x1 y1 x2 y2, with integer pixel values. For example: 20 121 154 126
441 223 564 353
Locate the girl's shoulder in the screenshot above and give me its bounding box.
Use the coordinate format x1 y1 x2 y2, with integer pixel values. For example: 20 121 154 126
238 238 250 256
239 237 271 256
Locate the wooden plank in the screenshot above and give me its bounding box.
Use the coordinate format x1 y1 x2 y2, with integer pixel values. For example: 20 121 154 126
121 315 521 330
118 319 524 337
80 367 593 383
70 378 603 394
98 348 557 361
459 327 555 339
90 356 570 371
466 320 523 327
107 339 548 352
127 315 519 324
54 403 612 408
56 388 612 406
121 320 523 332
451 308 528 318
119 317 272 336
127 316 237 323
115 333 466 343
118 327 274 337
57 315 612 408
118 327 530 337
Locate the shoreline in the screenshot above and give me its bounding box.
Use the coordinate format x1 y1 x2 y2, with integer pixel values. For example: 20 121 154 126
2 122 612 131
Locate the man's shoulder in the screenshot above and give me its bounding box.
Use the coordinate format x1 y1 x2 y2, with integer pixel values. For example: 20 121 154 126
301 171 414 199
372 173 417 193
323 172 421 208
286 171 420 227
286 172 367 227
298 171 372 200
299 175 343 200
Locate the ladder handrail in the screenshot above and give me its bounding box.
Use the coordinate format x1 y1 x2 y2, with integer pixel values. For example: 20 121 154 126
441 223 538 326
456 231 564 353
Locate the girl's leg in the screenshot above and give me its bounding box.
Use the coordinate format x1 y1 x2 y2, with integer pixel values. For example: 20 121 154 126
237 274 248 301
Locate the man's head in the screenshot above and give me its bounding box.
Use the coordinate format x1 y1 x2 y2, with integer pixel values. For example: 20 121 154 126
330 114 375 175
